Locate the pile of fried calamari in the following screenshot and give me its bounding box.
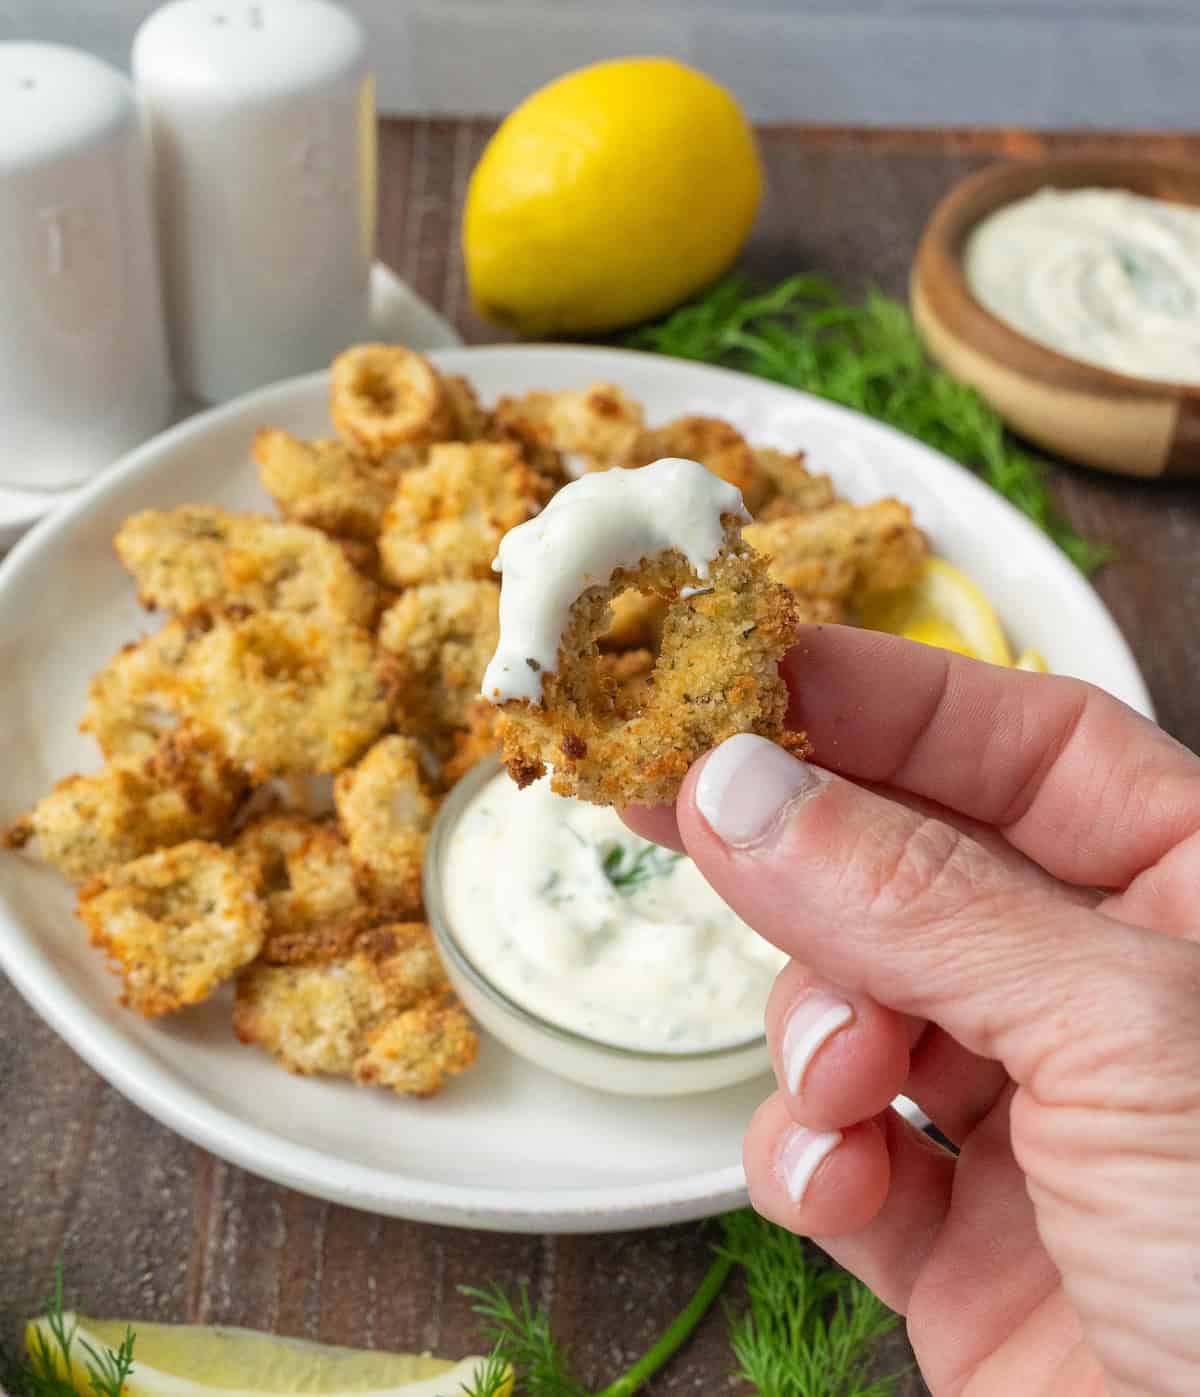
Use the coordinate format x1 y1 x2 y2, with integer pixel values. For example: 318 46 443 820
3 346 927 1097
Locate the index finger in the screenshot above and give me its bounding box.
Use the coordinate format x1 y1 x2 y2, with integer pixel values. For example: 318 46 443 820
785 626 1200 888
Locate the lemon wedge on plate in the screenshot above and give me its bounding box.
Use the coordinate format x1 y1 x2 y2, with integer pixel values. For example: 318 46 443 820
858 557 1014 666
26 1314 505 1397
1014 648 1049 672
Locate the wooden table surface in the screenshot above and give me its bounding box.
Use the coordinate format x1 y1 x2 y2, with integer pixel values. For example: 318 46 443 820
4 121 1200 1395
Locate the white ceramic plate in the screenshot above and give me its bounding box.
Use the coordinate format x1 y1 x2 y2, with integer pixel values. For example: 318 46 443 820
0 346 1152 1233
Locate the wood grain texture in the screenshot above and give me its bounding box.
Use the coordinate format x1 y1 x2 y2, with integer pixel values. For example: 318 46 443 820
5 123 1200 1397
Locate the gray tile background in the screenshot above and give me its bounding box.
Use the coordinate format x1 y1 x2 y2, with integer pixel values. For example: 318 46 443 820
1 0 1198 125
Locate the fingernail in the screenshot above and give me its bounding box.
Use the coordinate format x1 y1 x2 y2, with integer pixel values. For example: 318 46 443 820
695 733 823 847
778 1125 842 1204
782 993 854 1095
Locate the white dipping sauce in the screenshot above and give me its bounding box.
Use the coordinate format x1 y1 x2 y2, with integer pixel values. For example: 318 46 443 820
964 187 1200 384
443 770 786 1053
482 457 747 703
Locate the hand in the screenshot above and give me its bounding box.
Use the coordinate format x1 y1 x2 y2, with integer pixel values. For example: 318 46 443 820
625 627 1200 1397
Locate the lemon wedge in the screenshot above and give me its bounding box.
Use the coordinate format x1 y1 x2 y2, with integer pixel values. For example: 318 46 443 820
858 557 1014 666
1014 648 1049 672
26 1314 505 1397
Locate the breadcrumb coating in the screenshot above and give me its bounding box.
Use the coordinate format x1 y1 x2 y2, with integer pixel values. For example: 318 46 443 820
79 841 265 1017
744 499 926 603
232 922 476 1095
254 429 418 541
186 611 390 777
334 736 439 916
490 381 643 476
115 506 378 626
378 580 500 735
235 813 367 964
4 727 246 882
623 416 774 512
330 344 450 456
378 441 550 587
80 617 203 759
495 521 805 806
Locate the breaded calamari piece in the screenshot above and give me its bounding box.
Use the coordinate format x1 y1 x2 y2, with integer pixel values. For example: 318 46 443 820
79 841 265 1016
495 522 805 806
334 736 438 916
235 812 366 963
442 374 490 441
623 416 775 513
354 996 480 1096
253 429 419 541
3 727 246 882
115 506 378 626
491 382 643 475
378 581 499 734
80 617 204 758
378 442 549 587
186 611 390 776
440 699 501 788
233 922 476 1095
749 447 837 515
330 344 451 456
744 499 927 603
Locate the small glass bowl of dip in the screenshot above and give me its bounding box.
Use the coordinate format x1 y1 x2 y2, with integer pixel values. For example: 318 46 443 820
424 758 776 1097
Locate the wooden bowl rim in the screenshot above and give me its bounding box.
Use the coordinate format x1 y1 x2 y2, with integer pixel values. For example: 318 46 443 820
914 154 1200 402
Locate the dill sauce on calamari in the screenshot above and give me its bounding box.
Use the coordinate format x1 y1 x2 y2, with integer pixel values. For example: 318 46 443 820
443 770 786 1053
964 187 1200 384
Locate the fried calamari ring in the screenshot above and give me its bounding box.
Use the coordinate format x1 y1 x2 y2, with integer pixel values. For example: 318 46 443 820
232 922 477 1096
80 617 206 758
378 580 500 736
378 442 550 587
330 344 450 456
492 519 804 807
3 726 247 882
744 499 927 603
185 611 391 777
253 429 419 541
334 735 439 917
235 813 368 964
79 841 266 1017
115 506 379 626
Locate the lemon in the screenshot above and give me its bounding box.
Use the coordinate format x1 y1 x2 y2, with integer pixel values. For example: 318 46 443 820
859 557 1013 666
1014 648 1049 672
26 1313 506 1397
463 57 762 336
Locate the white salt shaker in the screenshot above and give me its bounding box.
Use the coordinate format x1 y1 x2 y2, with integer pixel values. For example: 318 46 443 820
133 0 377 404
0 44 172 492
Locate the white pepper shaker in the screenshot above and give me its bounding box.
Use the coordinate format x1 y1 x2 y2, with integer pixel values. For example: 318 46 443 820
133 0 377 404
0 44 172 492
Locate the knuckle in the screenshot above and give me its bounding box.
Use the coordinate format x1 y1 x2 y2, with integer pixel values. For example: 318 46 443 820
859 815 975 926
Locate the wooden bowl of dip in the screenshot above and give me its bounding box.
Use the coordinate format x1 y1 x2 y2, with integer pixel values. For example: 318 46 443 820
911 157 1200 478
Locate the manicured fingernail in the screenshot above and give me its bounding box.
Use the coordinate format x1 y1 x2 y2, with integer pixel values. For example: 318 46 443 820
695 733 824 847
782 993 854 1095
778 1125 842 1204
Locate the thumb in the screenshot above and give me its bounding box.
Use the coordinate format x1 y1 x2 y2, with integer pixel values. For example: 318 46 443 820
679 734 1200 1099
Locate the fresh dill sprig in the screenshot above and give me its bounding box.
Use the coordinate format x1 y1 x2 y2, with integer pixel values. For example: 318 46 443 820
461 1283 587 1397
2 1263 135 1397
456 1344 514 1397
601 843 684 894
718 1211 903 1397
462 1249 733 1397
630 276 1107 573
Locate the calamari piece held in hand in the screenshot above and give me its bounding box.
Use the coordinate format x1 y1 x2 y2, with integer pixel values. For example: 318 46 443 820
482 457 808 807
